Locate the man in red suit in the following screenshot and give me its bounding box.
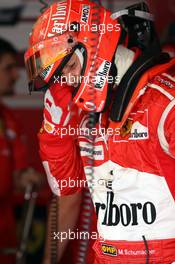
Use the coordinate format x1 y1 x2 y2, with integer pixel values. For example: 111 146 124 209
0 38 43 263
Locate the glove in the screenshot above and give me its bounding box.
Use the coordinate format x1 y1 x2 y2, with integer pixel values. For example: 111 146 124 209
43 83 72 136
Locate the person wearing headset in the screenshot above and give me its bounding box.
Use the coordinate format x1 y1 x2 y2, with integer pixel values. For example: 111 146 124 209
25 1 175 263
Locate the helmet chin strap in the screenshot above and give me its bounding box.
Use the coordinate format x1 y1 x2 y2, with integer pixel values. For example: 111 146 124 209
74 48 84 68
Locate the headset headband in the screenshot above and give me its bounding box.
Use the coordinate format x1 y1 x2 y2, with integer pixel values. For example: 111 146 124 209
111 9 154 21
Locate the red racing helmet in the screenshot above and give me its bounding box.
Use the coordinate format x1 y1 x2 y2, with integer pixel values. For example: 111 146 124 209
24 0 121 112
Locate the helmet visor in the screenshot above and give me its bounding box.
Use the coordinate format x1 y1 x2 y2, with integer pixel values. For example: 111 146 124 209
24 33 77 82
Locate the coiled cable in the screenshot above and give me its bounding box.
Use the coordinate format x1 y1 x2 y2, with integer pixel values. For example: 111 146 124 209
50 195 58 264
87 0 101 203
75 1 102 263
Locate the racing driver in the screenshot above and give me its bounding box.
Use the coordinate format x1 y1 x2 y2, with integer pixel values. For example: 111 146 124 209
25 0 175 263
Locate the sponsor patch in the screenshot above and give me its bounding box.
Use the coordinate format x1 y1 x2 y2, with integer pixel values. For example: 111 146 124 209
101 244 117 256
114 109 149 142
81 5 90 23
155 75 175 89
129 121 149 140
96 192 157 227
41 64 54 80
95 60 111 90
120 119 133 137
44 121 55 134
79 142 104 160
47 2 68 37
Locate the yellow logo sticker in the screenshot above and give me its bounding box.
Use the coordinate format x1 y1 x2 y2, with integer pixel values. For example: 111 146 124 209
44 122 54 133
101 244 117 256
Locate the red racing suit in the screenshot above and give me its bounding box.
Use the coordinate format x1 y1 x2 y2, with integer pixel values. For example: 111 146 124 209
39 58 175 264
0 103 28 263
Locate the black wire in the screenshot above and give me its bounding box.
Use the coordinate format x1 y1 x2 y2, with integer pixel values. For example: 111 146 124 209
76 1 101 263
142 235 150 264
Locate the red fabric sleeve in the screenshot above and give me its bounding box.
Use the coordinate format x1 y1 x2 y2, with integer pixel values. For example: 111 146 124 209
38 83 85 196
38 130 85 196
164 104 175 158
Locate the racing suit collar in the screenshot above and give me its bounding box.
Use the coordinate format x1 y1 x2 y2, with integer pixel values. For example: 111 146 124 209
114 45 135 85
